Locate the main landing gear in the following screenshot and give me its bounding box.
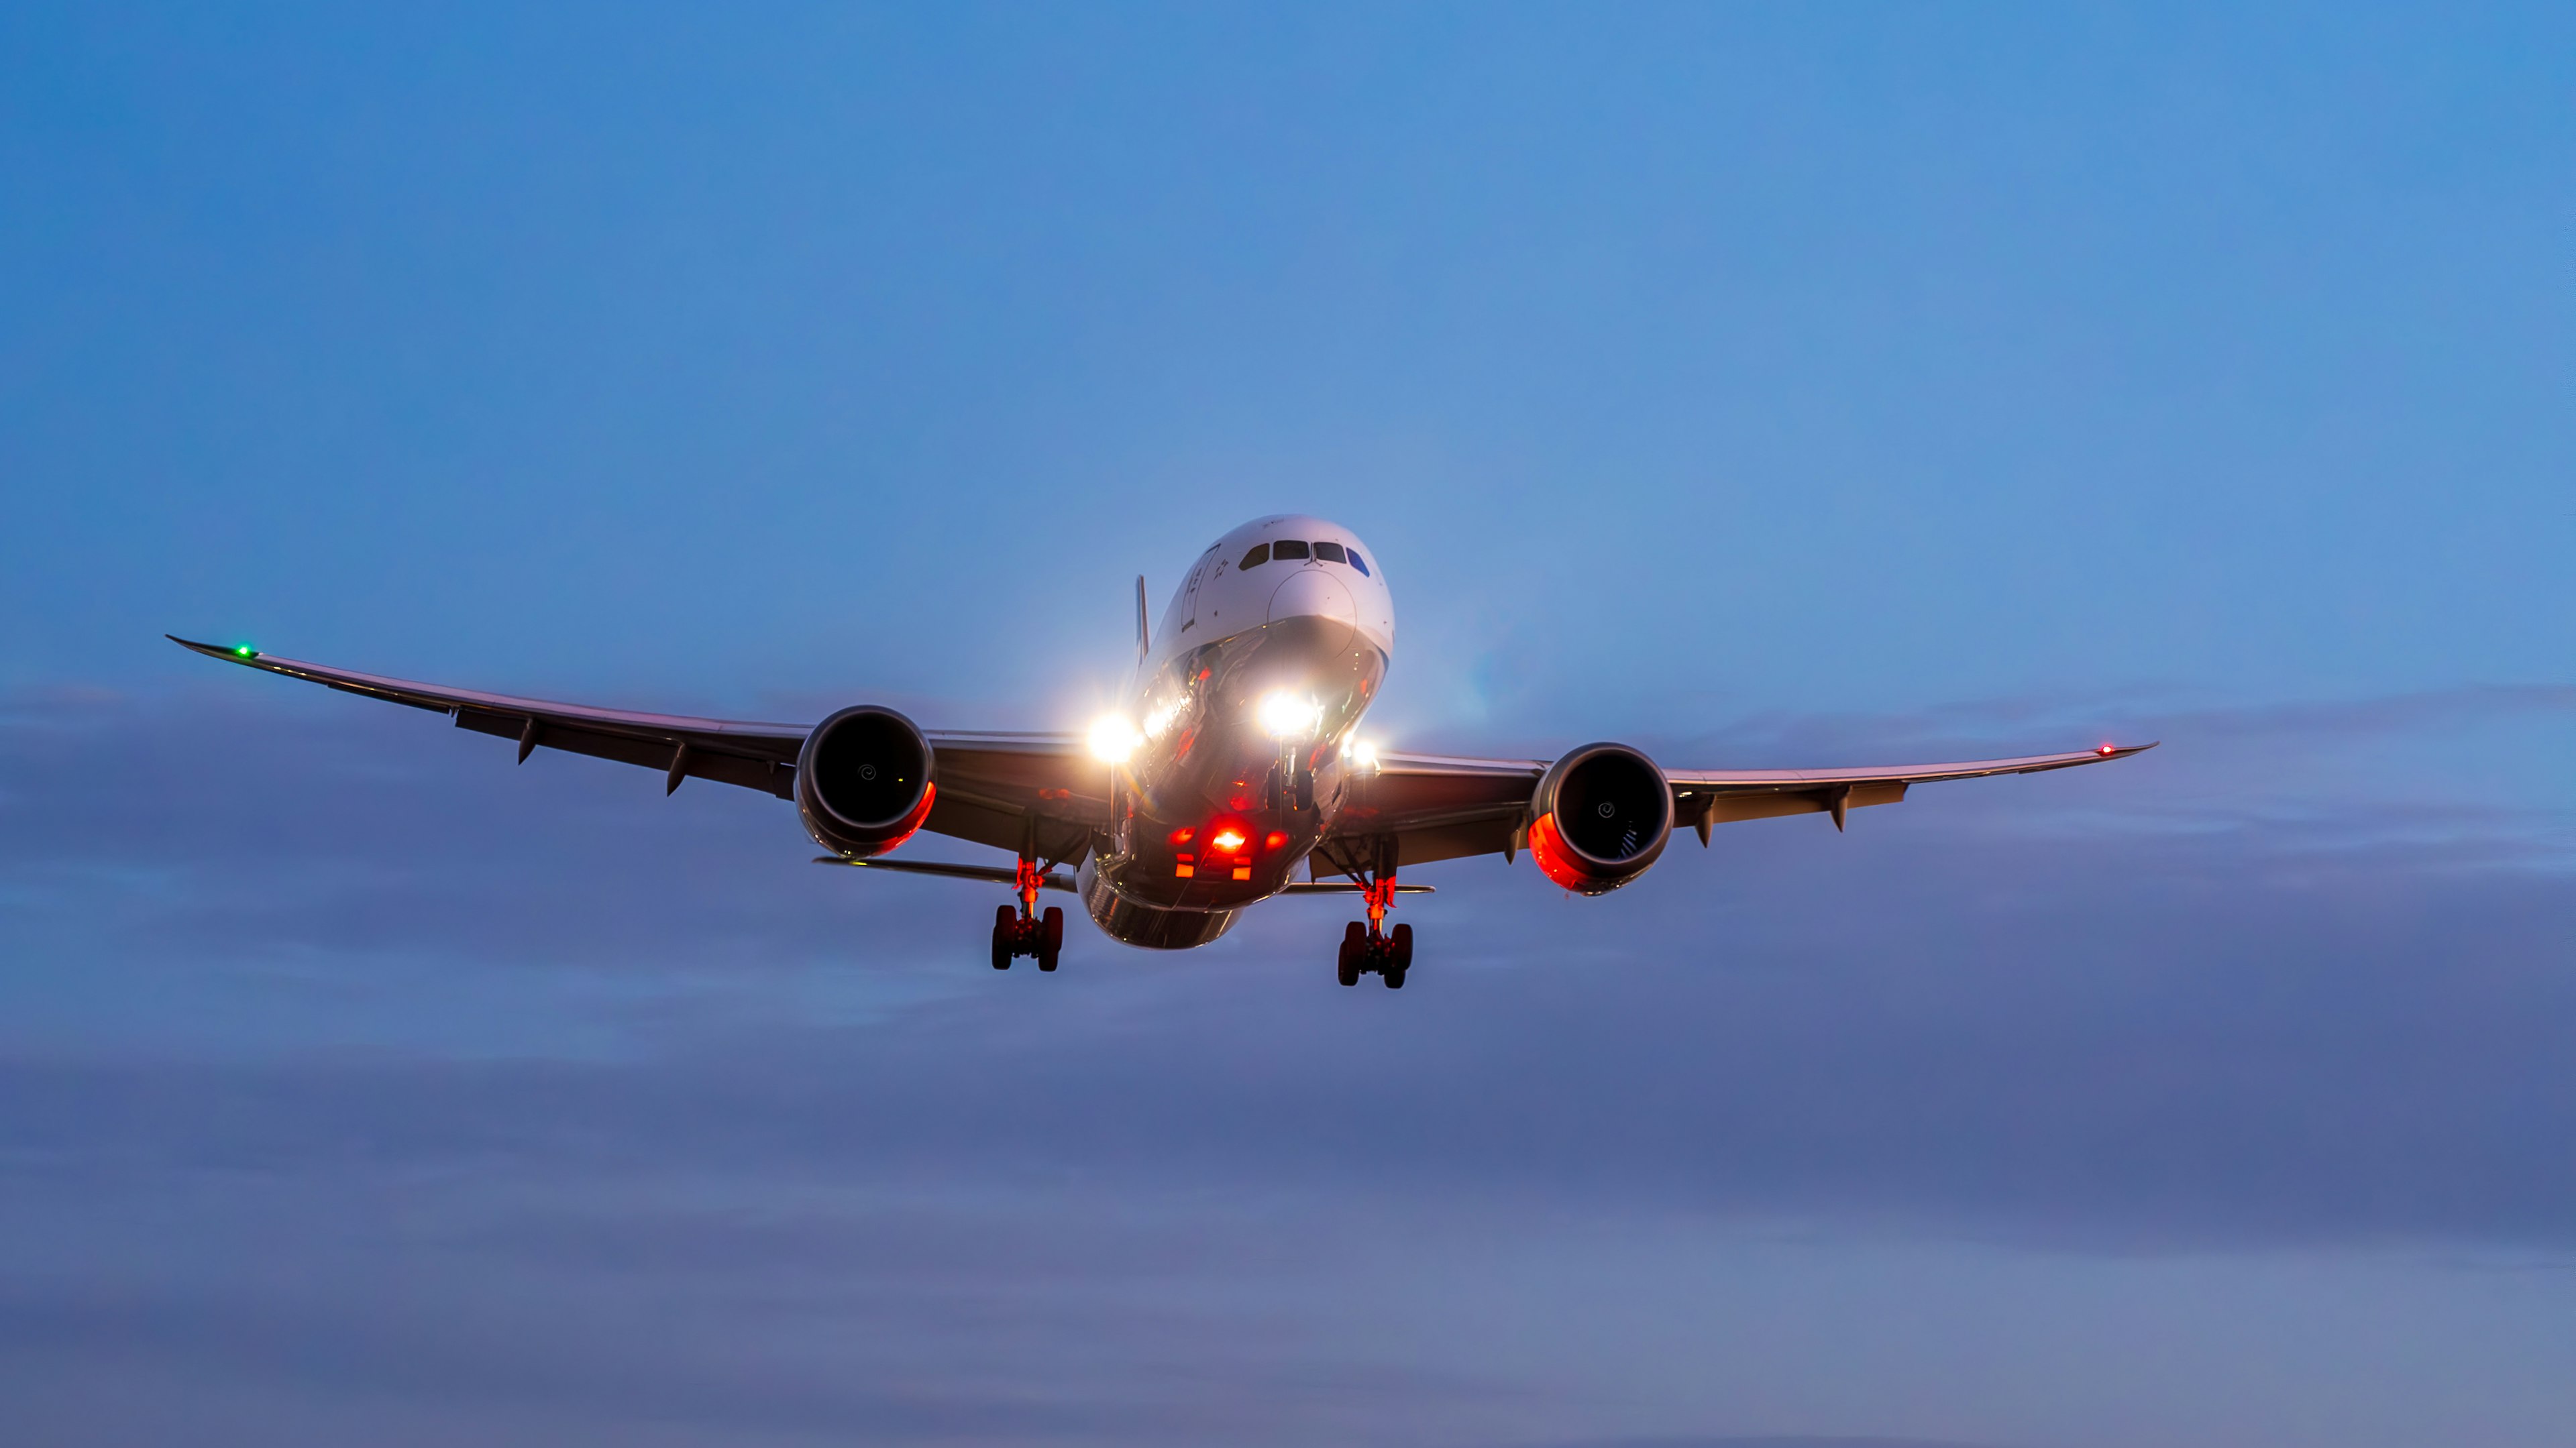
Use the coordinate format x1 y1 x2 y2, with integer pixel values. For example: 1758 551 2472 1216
991 856 1063 971
1336 865 1412 989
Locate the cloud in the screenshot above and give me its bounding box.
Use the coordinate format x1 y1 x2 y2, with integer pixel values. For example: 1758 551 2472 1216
5 681 2573 1246
3 682 2573 1444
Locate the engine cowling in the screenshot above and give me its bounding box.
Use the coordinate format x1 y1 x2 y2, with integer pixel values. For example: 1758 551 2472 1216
1527 742 1672 895
796 706 936 858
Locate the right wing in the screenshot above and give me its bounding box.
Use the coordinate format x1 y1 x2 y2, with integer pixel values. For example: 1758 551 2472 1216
168 636 1103 862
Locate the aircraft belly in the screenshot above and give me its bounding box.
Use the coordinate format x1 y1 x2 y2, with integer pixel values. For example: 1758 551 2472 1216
1083 612 1381 946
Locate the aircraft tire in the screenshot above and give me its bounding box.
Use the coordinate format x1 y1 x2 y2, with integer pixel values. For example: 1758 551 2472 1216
1037 906 1064 971
1383 966 1407 989
1389 922 1413 970
991 905 1016 970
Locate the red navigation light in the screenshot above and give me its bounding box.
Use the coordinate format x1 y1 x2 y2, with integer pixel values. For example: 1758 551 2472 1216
1169 827 1194 845
2097 743 2116 756
1211 828 1246 854
1264 831 1287 850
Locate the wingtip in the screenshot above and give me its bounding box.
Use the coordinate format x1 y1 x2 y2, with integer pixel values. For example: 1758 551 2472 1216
169 634 260 663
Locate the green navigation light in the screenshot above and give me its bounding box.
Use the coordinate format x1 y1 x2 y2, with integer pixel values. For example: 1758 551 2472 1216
233 645 256 658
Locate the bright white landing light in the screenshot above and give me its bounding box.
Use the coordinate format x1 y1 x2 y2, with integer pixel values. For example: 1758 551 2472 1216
1258 690 1323 739
1088 714 1143 763
1344 736 1380 771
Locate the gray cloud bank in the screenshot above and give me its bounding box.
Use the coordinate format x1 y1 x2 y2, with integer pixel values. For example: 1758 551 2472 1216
2 683 2571 1445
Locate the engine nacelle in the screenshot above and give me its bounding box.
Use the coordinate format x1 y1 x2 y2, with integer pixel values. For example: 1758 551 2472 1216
796 706 936 858
1527 742 1672 895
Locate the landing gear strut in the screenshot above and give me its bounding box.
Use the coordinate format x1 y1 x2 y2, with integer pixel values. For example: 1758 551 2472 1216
1270 753 1318 816
990 854 1063 971
1334 837 1412 989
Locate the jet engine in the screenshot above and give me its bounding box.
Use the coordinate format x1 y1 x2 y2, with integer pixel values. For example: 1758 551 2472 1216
1526 742 1672 895
796 705 936 858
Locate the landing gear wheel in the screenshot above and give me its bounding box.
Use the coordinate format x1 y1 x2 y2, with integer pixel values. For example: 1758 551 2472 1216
1383 966 1407 989
1037 906 1064 972
1389 922 1413 971
991 904 1016 970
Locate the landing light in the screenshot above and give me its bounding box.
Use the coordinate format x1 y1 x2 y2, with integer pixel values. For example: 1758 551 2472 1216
1258 690 1322 739
1344 736 1379 772
1088 714 1142 764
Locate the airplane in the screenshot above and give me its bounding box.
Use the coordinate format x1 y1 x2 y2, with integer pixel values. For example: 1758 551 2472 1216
172 513 2153 988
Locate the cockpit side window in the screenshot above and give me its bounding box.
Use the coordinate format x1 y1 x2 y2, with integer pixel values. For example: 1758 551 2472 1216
1237 543 1270 569
1272 539 1311 561
1311 541 1347 563
1346 549 1371 576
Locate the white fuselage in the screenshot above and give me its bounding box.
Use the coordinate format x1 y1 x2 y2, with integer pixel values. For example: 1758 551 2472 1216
1077 514 1395 947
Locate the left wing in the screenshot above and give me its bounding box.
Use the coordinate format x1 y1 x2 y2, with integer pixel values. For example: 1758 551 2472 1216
169 635 811 795
167 636 1101 860
1321 741 2155 872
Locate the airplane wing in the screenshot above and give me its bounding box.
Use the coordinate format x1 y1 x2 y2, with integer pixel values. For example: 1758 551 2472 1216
166 636 1100 862
1318 740 2155 873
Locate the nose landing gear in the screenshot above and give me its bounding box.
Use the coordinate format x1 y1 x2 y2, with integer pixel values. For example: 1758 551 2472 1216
990 855 1064 971
1269 753 1318 816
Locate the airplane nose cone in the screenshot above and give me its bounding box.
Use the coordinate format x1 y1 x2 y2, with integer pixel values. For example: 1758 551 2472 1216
1267 567 1358 647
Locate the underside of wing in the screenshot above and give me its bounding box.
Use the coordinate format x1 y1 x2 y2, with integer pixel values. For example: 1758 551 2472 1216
910 731 1104 867
1668 742 2156 832
168 637 1106 860
170 635 810 795
1316 749 1544 873
1317 740 2155 871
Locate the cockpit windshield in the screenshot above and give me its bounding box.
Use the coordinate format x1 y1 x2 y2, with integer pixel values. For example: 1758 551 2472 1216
1237 538 1368 573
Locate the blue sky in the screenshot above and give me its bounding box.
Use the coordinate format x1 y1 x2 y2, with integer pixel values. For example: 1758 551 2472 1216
3 5 2573 1447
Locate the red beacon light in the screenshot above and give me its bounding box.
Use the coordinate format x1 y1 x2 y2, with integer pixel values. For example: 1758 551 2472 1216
1210 828 1246 854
